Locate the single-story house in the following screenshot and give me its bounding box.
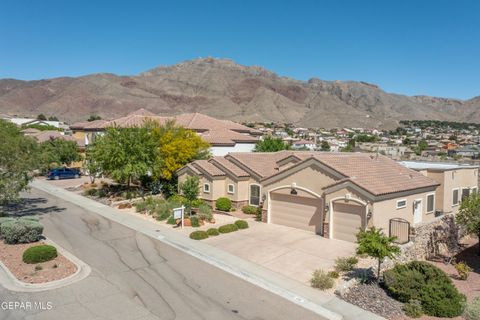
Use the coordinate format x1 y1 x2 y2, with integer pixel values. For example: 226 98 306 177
291 139 316 151
177 151 476 242
70 109 261 156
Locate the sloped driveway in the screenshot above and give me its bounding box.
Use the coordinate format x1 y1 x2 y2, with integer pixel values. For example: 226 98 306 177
205 221 357 284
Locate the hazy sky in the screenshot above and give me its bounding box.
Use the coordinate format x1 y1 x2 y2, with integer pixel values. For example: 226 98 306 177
1 0 479 99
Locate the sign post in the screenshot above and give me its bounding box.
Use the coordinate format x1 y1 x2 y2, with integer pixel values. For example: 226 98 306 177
173 205 185 228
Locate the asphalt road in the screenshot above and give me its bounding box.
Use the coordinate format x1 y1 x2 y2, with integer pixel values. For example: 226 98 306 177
0 188 322 320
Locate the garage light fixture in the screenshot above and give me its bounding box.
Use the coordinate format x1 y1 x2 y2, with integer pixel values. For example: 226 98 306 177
290 188 297 195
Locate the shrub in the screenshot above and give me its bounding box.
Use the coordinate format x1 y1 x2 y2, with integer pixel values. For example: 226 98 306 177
454 261 472 280
403 299 423 318
134 201 147 213
334 256 358 272
234 220 249 229
168 194 188 206
0 217 15 230
22 245 57 264
192 199 206 208
206 228 219 236
97 189 108 198
166 215 176 225
189 231 208 240
218 224 238 233
310 270 334 290
383 261 465 317
197 203 212 221
35 265 43 271
464 297 480 320
154 199 178 221
1 219 44 244
190 216 200 227
241 205 258 215
327 271 340 279
84 188 98 196
215 197 232 212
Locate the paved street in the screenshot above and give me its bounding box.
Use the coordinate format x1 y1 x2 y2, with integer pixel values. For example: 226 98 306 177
0 188 323 320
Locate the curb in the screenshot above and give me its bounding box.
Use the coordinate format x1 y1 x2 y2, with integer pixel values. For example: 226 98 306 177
0 238 91 292
31 179 383 320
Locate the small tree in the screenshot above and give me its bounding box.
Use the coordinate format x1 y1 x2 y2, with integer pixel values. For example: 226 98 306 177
37 113 47 120
320 140 330 151
254 136 290 152
87 114 102 122
356 227 400 281
180 176 200 216
48 116 59 121
456 193 480 255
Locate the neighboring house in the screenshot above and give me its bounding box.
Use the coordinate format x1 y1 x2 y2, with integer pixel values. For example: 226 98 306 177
7 117 60 128
177 151 444 242
291 139 316 151
70 109 260 156
451 146 480 159
399 161 478 216
22 129 85 148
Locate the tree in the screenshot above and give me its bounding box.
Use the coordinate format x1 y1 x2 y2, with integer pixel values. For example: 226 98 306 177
180 175 200 216
151 121 210 180
402 137 411 145
356 227 400 281
38 139 82 172
254 136 290 152
37 114 47 120
456 193 480 255
0 120 39 204
48 116 59 121
320 140 330 151
87 114 102 122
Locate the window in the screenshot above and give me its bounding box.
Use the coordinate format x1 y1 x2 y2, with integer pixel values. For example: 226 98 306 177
426 193 435 213
452 188 459 206
396 199 407 209
462 188 470 201
249 184 261 206
228 184 235 194
203 183 210 193
472 187 478 194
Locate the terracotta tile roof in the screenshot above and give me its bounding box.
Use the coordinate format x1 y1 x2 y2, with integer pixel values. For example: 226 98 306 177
226 151 295 178
200 129 258 145
127 108 157 116
209 157 249 177
21 128 41 134
29 131 83 147
192 160 226 177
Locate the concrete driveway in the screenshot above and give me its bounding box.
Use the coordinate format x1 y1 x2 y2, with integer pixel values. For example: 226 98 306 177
205 221 357 284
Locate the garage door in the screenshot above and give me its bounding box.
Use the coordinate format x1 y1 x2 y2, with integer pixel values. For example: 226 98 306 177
270 193 323 234
332 202 365 242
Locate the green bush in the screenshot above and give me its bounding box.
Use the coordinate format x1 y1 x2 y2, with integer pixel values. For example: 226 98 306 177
0 217 15 229
241 205 258 215
255 208 263 221
215 197 232 212
310 269 334 290
327 271 340 279
192 199 206 208
168 194 188 206
190 216 200 227
234 220 249 229
154 199 179 221
454 261 472 280
218 224 238 233
403 299 423 318
197 203 212 221
1 219 44 244
334 256 358 272
166 215 176 225
189 231 208 240
84 188 98 196
383 261 465 317
22 245 57 264
464 297 480 320
134 201 147 213
206 228 219 236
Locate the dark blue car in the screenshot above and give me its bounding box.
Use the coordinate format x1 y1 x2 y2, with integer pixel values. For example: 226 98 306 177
47 168 81 180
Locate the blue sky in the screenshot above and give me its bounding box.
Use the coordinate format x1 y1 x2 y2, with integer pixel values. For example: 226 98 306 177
0 0 479 99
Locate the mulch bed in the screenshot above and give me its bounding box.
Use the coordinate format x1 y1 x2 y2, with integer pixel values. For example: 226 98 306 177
0 241 77 284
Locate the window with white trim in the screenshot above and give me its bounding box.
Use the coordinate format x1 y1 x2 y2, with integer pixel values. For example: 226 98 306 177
203 183 210 193
462 188 470 201
426 193 435 213
227 184 235 194
452 188 459 206
396 199 407 209
249 184 261 206
472 187 478 194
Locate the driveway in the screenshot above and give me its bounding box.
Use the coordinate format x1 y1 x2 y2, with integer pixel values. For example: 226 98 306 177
205 221 357 284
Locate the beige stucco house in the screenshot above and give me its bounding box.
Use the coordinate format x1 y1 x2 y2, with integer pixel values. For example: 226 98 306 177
178 151 478 242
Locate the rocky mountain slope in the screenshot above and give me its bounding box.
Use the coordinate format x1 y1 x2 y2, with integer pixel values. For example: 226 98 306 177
0 58 478 128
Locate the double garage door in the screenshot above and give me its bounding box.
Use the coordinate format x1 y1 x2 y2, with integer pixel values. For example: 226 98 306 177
270 193 323 234
270 192 364 242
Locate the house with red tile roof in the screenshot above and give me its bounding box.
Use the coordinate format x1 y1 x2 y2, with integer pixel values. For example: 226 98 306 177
70 109 261 156
177 151 477 242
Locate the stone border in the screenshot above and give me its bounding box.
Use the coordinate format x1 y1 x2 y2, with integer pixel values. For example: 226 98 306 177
0 238 91 292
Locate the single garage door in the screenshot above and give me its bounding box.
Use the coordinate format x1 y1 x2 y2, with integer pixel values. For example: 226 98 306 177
332 202 365 242
270 193 323 234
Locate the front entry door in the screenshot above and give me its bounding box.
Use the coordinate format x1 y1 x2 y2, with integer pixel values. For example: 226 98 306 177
413 199 422 224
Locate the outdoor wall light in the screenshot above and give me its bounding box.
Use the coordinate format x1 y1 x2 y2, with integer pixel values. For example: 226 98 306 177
367 210 372 219
325 203 329 211
290 188 298 195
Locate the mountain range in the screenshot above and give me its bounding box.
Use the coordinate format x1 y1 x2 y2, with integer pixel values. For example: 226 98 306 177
1 58 479 129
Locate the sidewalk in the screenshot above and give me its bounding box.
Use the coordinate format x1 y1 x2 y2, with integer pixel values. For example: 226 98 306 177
31 179 383 320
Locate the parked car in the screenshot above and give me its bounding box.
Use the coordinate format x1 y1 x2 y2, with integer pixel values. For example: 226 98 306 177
47 167 81 180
